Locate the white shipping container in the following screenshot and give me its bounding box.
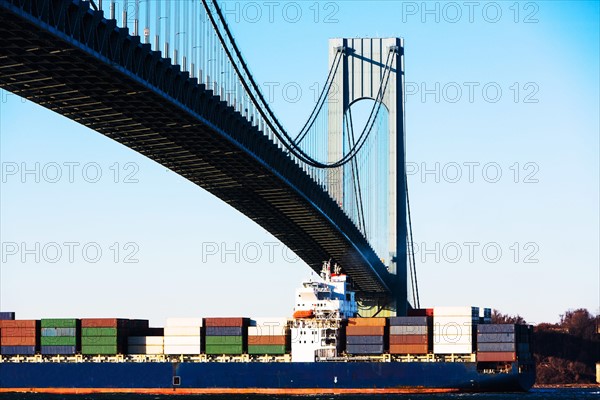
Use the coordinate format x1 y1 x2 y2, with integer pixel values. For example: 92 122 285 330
128 336 164 346
164 345 202 355
248 326 288 336
433 343 473 354
250 318 289 327
128 345 164 355
164 326 202 336
434 306 479 317
434 316 478 326
433 333 472 346
164 336 201 346
166 318 203 327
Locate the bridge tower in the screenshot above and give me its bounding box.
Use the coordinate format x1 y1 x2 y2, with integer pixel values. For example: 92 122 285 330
327 38 407 316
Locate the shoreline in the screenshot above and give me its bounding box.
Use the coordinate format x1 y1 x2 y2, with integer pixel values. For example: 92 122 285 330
534 384 599 389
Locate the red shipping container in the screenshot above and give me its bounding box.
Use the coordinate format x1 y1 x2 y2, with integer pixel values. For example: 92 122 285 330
204 318 248 327
389 334 428 345
389 344 429 354
248 335 287 345
0 320 38 329
408 309 434 317
347 318 387 327
477 352 516 362
81 319 129 328
1 336 37 346
0 327 37 337
345 326 385 336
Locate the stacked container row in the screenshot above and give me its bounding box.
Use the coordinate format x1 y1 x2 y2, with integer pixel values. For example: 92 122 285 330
248 318 289 355
41 319 79 355
205 318 248 355
163 318 202 355
476 324 532 362
345 318 387 355
433 306 479 354
0 320 38 355
81 319 148 355
389 316 431 354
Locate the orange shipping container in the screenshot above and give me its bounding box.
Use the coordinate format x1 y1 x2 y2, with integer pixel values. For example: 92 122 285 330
0 320 38 329
389 334 428 345
477 352 516 362
1 336 37 346
204 318 247 327
345 326 385 336
0 327 37 337
389 344 428 354
248 335 287 345
347 318 387 327
81 319 129 328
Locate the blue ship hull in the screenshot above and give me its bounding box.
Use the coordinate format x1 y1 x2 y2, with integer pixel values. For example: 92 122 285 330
0 361 535 394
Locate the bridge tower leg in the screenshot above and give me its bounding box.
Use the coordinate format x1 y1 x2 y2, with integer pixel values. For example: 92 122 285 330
327 38 407 316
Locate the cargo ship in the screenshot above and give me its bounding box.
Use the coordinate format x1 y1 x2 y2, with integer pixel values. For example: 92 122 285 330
0 262 535 395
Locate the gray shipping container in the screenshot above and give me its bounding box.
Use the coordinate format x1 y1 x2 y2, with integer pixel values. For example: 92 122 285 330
476 333 515 343
477 342 516 352
346 344 385 354
477 324 515 334
390 326 427 335
389 317 429 326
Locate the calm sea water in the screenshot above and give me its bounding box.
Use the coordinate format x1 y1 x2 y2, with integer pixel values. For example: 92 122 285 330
1 389 599 400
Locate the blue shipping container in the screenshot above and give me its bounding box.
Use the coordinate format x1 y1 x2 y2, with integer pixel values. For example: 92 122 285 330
0 312 15 320
477 333 515 343
1 346 36 355
346 336 385 345
41 346 77 355
41 328 77 337
205 326 244 336
346 344 385 355
477 324 515 334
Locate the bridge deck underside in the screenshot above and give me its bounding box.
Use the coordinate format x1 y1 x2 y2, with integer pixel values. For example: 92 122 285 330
0 0 397 296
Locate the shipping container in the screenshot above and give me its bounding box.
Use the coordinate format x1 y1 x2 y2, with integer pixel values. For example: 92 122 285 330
477 352 516 362
345 326 385 336
432 343 473 354
1 336 37 346
389 335 428 345
477 343 516 352
0 312 16 320
40 337 77 346
204 318 248 327
163 336 201 346
205 336 243 346
0 320 39 329
0 327 37 337
81 328 118 337
248 326 288 336
346 336 385 345
247 345 287 355
82 337 119 346
477 333 515 343
41 328 77 337
205 344 244 355
389 344 429 354
41 346 77 355
477 324 516 334
165 318 203 327
247 335 287 346
163 345 201 355
40 319 78 328
81 319 129 328
205 326 244 336
347 318 387 327
346 344 385 354
388 316 429 326
164 326 201 336
0 345 36 355
390 326 427 335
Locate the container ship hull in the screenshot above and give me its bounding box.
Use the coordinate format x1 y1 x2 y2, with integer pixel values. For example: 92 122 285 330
0 361 535 394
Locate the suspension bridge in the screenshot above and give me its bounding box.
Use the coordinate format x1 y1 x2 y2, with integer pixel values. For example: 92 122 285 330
0 0 419 315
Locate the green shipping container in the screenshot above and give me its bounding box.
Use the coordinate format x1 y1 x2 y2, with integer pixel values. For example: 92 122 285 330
82 336 118 346
205 336 243 346
81 328 118 336
247 345 287 355
81 345 118 355
41 336 77 346
41 319 78 328
205 344 244 355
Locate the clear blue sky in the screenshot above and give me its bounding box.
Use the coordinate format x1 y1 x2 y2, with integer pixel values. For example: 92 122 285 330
1 1 598 326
